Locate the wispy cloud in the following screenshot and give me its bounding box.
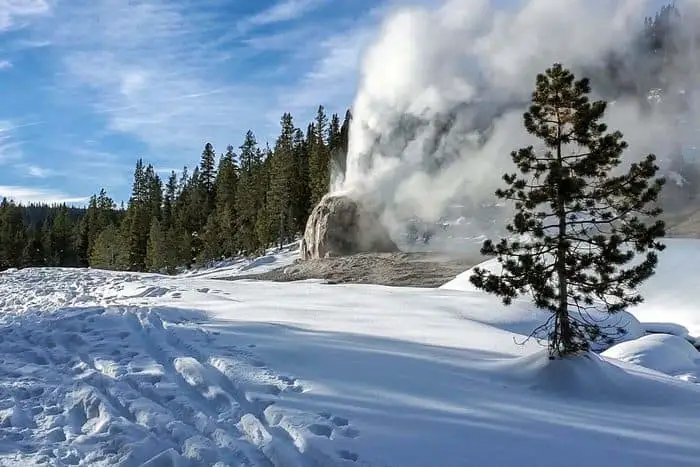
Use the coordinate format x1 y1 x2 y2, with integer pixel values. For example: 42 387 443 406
0 60 12 70
0 185 86 205
0 121 24 163
0 0 51 31
23 164 53 178
269 14 380 122
239 0 324 31
39 0 274 164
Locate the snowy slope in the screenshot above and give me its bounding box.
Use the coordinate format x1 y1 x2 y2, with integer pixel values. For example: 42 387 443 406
1 241 700 465
180 241 300 280
442 238 700 334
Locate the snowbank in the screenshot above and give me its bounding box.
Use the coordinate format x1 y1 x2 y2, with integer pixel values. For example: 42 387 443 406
603 334 700 382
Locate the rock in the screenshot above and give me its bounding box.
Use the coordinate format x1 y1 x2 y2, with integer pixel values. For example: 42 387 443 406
300 194 398 260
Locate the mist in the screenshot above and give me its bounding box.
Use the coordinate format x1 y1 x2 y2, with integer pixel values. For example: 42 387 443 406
334 0 700 241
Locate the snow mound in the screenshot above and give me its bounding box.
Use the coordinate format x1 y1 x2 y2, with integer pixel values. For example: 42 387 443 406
642 322 692 339
499 350 700 404
603 334 700 382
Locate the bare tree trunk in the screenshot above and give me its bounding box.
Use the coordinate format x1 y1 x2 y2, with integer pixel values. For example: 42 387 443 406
553 107 573 357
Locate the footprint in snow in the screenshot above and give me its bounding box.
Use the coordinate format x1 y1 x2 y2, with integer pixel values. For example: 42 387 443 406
318 412 359 439
307 423 333 438
338 450 359 462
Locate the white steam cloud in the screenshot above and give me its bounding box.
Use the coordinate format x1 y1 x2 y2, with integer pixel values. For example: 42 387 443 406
336 0 700 232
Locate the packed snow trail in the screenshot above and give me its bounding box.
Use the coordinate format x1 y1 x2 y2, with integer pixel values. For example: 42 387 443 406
2 238 700 466
0 269 359 466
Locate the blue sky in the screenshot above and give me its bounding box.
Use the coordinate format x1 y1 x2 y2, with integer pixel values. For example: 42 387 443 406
0 0 671 205
0 0 442 205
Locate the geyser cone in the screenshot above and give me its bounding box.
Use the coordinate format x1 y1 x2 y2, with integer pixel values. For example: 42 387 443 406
300 193 399 260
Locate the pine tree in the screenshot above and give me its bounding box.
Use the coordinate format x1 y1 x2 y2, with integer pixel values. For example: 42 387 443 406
329 113 341 153
163 171 178 230
336 109 352 182
164 226 181 274
198 143 218 231
268 113 297 247
293 127 311 233
90 224 124 270
146 217 167 272
309 105 331 206
145 165 163 221
46 206 76 267
0 199 27 269
200 213 222 262
236 131 266 253
23 225 45 267
214 145 239 257
76 195 99 266
469 63 666 358
124 160 152 271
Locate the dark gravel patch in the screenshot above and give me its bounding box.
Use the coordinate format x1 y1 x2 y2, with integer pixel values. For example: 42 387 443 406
216 251 481 288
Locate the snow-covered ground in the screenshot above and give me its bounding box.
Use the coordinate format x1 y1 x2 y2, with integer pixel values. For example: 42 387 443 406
0 240 700 465
180 242 300 280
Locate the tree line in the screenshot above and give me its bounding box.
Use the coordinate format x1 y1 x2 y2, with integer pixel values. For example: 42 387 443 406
0 106 350 273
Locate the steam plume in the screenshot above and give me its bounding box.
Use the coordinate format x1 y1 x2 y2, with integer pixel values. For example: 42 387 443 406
336 0 700 234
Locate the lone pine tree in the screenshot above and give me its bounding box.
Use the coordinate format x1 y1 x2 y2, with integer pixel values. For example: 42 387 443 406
469 63 666 358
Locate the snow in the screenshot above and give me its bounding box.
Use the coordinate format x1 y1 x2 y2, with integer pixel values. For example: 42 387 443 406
180 241 300 279
1 240 700 465
603 334 700 382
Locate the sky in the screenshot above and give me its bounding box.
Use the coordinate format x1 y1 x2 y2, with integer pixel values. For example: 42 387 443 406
0 0 670 206
0 0 442 205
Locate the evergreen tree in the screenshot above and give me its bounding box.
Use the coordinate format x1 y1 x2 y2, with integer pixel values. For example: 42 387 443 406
124 160 152 271
163 171 178 230
164 226 181 274
76 194 99 266
214 145 239 257
309 105 331 206
146 217 167 272
268 113 297 247
469 64 666 357
329 113 341 153
0 199 27 269
90 224 123 270
236 131 265 253
200 213 223 262
46 206 76 266
336 109 352 180
23 225 45 267
293 127 312 233
199 142 217 217
145 165 163 221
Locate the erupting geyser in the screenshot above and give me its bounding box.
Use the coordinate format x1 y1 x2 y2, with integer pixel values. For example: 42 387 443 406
302 0 700 259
